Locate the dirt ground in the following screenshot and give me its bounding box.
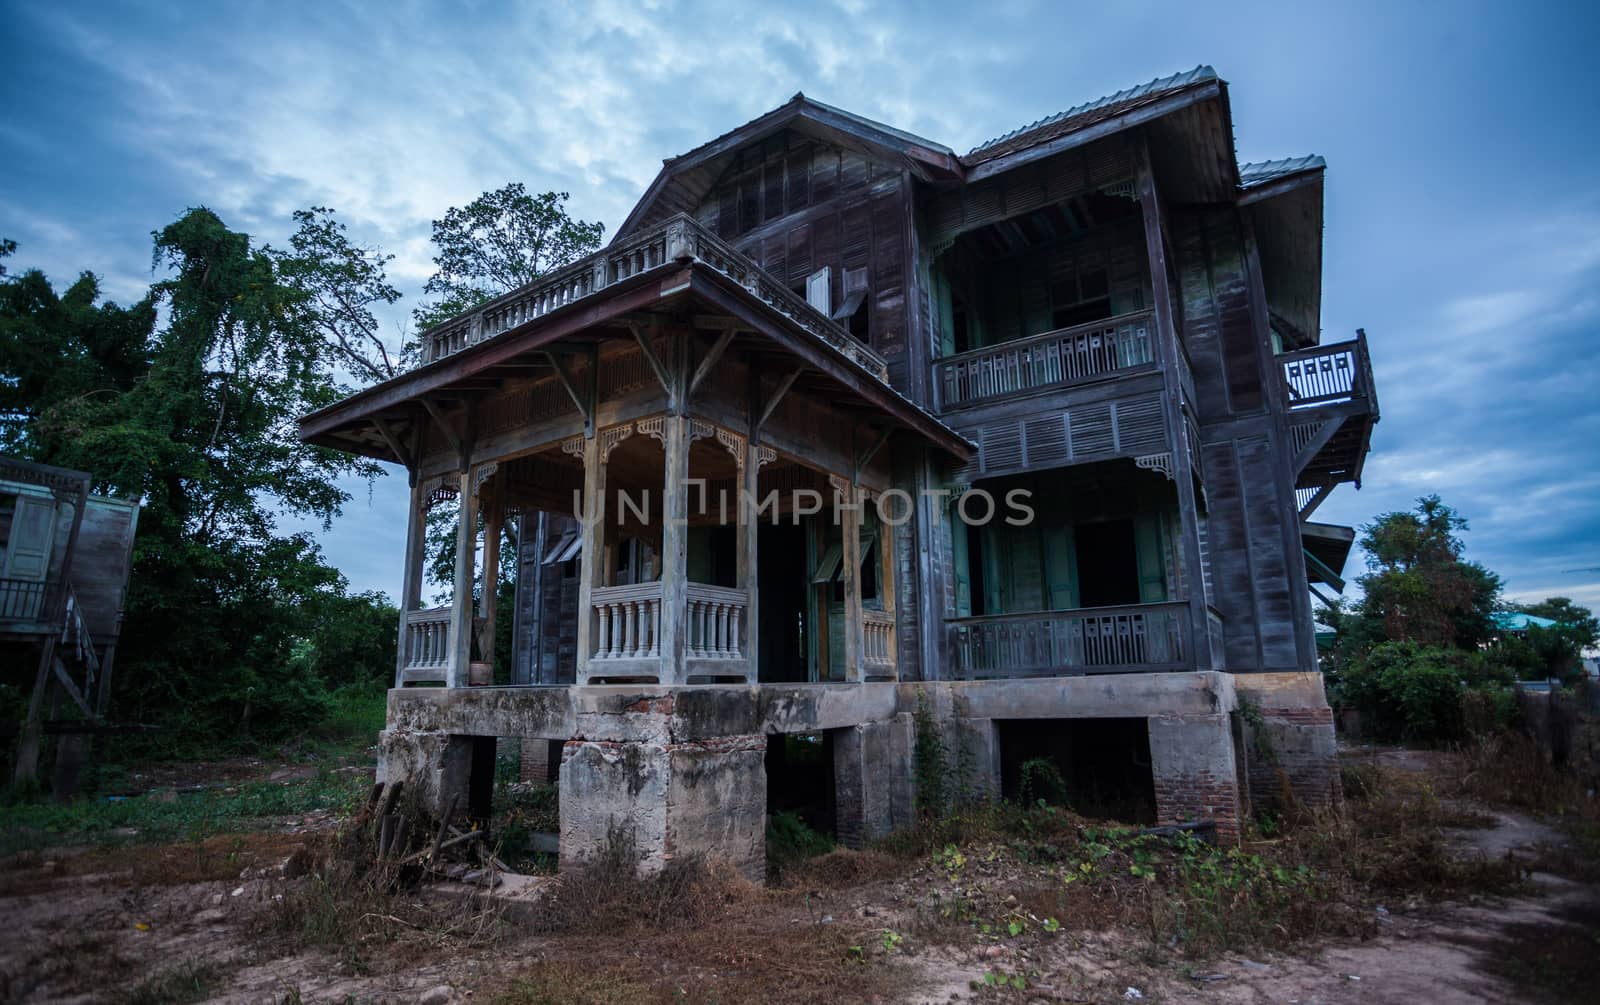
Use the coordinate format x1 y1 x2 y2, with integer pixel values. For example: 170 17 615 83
2 746 1595 1004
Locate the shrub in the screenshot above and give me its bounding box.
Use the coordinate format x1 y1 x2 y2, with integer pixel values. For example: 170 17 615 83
1340 642 1466 742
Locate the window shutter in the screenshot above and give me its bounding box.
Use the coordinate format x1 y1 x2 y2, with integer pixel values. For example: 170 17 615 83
1134 513 1168 603
1042 524 1079 611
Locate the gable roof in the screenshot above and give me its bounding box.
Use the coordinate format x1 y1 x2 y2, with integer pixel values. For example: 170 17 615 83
614 93 962 240
963 66 1219 164
616 67 1238 238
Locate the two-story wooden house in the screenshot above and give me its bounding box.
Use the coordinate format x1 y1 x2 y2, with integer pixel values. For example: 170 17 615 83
299 66 1377 875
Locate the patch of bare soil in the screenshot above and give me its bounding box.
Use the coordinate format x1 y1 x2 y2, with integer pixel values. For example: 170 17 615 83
5 745 1596 1004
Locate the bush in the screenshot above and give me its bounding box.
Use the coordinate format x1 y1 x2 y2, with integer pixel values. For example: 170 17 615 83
1340 642 1466 742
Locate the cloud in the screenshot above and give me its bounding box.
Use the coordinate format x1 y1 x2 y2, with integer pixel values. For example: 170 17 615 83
4 0 1599 617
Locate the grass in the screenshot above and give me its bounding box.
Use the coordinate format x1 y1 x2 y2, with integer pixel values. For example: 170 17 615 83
119 959 228 1005
0 766 369 856
882 757 1529 962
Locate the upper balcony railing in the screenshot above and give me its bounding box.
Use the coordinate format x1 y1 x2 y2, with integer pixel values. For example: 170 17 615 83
419 214 888 381
931 310 1155 411
1278 332 1376 411
947 601 1189 679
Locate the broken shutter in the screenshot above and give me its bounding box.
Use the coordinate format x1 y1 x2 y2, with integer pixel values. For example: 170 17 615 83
806 267 831 314
1042 524 1079 611
1133 513 1168 603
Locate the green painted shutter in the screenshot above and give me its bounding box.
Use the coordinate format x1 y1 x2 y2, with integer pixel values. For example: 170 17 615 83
1042 525 1079 611
950 514 973 617
1134 514 1168 603
981 524 1005 615
935 271 957 357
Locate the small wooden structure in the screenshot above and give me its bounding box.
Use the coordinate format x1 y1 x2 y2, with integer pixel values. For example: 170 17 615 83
1 457 139 786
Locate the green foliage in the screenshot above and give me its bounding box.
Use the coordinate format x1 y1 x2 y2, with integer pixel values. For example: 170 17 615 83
414 185 604 330
0 767 367 855
1351 495 1500 649
1017 757 1067 806
767 811 835 878
1339 642 1465 742
912 690 949 819
275 206 409 381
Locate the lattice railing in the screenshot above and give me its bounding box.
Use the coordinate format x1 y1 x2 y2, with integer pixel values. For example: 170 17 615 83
948 602 1189 678
1279 333 1374 409
931 310 1155 410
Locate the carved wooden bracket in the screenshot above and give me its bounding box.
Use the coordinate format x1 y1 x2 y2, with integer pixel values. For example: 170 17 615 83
1136 452 1175 481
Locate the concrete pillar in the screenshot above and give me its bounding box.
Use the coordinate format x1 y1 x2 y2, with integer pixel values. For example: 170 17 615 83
375 729 474 819
1231 672 1340 812
832 715 915 847
557 694 766 881
1148 711 1243 842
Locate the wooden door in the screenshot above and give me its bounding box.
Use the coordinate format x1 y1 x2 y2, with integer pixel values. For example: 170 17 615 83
3 494 56 581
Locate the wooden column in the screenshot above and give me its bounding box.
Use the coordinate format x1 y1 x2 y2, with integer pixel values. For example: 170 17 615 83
658 413 690 684
394 477 427 687
447 468 480 688
575 435 606 683
835 475 864 683
739 438 760 681
480 478 503 680
1136 136 1211 668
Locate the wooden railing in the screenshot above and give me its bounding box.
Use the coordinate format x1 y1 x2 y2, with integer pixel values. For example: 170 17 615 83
1279 333 1375 410
591 582 662 662
685 583 747 661
419 214 888 380
947 601 1189 679
398 607 488 682
0 577 52 623
401 607 453 674
863 607 896 677
931 310 1155 411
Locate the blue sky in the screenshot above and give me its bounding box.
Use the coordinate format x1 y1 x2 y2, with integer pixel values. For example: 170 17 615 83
4 0 1599 612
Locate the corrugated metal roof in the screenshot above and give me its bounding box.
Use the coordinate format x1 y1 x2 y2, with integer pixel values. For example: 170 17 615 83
1239 155 1326 188
964 65 1218 162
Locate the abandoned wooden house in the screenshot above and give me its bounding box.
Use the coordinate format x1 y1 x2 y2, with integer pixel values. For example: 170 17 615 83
2 456 140 790
299 66 1379 875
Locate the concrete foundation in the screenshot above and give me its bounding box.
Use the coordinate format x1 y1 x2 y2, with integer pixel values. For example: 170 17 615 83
1232 672 1341 812
376 670 1337 877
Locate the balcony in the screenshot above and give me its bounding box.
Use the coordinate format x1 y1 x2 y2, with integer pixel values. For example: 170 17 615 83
417 213 888 382
1279 333 1379 511
931 310 1156 412
947 602 1191 679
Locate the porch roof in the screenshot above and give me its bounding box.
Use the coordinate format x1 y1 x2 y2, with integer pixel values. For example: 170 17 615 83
297 216 973 465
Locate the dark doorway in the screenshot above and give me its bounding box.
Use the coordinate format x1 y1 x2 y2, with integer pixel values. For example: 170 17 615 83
1074 518 1139 607
758 522 810 682
997 718 1156 824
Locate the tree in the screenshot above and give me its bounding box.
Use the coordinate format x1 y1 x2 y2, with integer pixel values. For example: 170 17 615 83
1352 495 1500 648
1 214 392 754
413 185 604 330
276 207 409 383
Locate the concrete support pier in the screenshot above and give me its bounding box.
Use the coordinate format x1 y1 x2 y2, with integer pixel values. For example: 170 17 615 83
374 670 1338 879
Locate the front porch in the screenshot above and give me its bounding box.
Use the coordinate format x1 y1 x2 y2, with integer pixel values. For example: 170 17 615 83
298 213 970 691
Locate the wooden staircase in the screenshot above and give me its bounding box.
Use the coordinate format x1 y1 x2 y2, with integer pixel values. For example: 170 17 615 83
1281 332 1379 523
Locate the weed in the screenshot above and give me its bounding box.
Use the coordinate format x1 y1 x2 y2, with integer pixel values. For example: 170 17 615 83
765 810 834 881
118 959 225 1005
